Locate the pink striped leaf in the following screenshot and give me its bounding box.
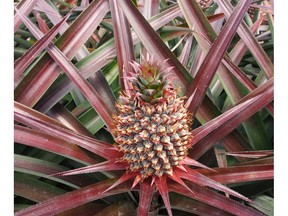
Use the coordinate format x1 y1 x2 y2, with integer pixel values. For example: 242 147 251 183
53 160 127 177
169 182 263 216
198 164 274 185
217 0 274 78
14 7 74 82
14 102 121 160
14 125 97 165
137 181 156 216
15 179 133 216
14 0 109 108
184 0 253 115
109 0 135 92
189 78 273 159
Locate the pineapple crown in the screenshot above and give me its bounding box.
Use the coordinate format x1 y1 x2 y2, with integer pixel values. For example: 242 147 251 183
126 55 175 104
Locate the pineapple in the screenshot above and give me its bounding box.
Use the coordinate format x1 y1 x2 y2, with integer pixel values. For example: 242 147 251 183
114 56 193 179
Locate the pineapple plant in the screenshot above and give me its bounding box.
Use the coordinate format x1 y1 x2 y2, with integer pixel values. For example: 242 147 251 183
13 0 274 215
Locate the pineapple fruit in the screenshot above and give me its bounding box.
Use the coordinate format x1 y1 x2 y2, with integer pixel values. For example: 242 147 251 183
114 56 192 179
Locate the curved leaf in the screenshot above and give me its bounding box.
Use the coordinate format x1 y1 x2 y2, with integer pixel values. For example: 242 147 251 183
169 182 262 216
14 0 39 32
14 102 120 160
14 8 73 83
198 164 273 184
217 0 274 78
109 0 135 92
15 179 132 216
14 154 93 188
190 78 273 158
184 0 253 114
14 125 97 165
15 0 109 108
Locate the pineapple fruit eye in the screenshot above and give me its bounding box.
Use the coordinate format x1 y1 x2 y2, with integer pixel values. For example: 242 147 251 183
114 58 192 178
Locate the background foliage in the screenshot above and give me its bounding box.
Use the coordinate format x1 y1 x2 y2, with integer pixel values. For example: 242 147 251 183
13 0 274 215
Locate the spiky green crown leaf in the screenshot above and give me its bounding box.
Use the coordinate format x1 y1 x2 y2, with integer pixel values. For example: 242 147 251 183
128 56 174 104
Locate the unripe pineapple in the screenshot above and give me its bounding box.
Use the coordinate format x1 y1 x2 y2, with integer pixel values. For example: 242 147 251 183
114 56 192 179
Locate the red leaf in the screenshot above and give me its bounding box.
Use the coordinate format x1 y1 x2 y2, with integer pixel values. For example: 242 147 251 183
169 182 262 216
226 150 274 158
103 172 137 194
217 0 274 78
54 160 127 177
155 176 172 216
118 0 192 90
35 11 50 34
198 164 274 185
14 0 39 32
14 8 116 131
207 13 225 23
176 166 251 202
14 102 121 160
14 125 97 165
167 171 194 194
14 8 73 83
190 78 273 159
109 0 135 93
182 157 215 172
170 193 232 216
184 0 253 115
15 154 94 188
34 5 184 113
15 0 109 108
47 103 95 138
15 179 132 216
137 181 156 216
15 173 64 203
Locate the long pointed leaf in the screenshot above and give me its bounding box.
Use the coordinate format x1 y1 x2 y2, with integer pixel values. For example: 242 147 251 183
109 0 135 92
14 154 93 188
14 0 109 108
155 176 172 216
198 164 273 184
34 5 183 112
14 7 73 83
169 182 262 216
217 0 274 78
14 125 97 165
137 181 156 216
14 5 115 131
15 173 65 203
184 0 253 115
14 102 120 160
190 78 273 159
54 160 127 176
226 150 274 158
177 167 250 202
170 193 232 216
47 103 95 138
181 3 273 115
14 179 132 216
14 0 39 32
